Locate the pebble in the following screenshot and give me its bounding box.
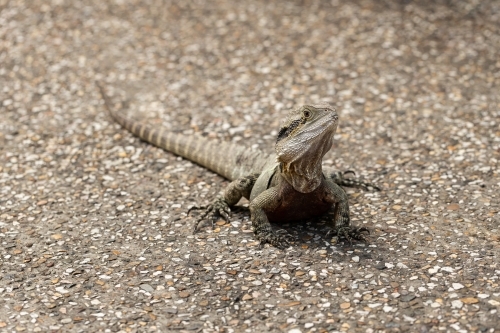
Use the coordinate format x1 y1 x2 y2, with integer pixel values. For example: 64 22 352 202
451 300 463 309
140 284 154 293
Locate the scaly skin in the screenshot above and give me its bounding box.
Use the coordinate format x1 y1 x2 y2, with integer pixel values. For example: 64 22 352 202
98 83 379 249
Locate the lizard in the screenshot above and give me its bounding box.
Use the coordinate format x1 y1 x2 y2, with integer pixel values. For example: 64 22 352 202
97 83 380 249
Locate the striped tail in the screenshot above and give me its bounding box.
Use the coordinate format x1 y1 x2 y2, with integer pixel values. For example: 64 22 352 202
98 83 271 181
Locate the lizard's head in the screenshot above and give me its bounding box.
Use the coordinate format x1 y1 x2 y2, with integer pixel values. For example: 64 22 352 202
275 104 338 192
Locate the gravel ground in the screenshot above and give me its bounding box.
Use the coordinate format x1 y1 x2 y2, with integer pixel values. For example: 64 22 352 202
1 0 500 332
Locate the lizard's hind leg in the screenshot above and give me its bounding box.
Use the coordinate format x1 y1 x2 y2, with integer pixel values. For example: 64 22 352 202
330 171 380 191
189 173 259 233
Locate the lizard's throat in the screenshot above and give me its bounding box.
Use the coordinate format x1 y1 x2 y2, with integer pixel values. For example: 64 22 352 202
278 136 333 193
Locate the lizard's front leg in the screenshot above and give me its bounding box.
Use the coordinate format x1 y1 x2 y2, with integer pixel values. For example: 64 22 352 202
325 178 369 243
249 188 290 249
191 173 259 232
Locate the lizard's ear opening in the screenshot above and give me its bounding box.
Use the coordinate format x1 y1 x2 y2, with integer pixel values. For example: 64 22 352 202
276 126 288 143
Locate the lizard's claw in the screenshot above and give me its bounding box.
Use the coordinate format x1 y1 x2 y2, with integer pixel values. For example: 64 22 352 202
329 226 370 245
343 170 356 176
257 231 291 250
189 197 231 233
330 171 381 192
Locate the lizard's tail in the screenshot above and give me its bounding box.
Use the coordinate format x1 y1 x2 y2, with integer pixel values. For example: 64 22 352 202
97 83 271 181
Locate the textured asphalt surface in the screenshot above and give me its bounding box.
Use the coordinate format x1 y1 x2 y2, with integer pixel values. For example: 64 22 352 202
1 1 500 332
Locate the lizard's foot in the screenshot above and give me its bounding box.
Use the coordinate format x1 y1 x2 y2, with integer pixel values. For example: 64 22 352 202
256 231 291 250
188 197 231 233
330 171 381 191
328 226 370 245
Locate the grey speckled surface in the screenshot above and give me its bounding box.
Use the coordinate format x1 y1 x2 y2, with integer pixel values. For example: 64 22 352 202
1 0 499 332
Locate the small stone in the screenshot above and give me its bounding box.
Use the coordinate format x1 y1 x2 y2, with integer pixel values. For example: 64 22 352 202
51 234 63 240
288 329 302 333
447 203 460 211
428 266 440 274
140 284 154 293
269 267 281 274
279 301 301 307
179 291 190 298
460 297 479 304
341 323 350 330
304 323 314 328
340 302 350 309
400 295 416 302
352 256 359 263
55 287 68 294
451 300 463 309
452 283 464 290
281 274 290 280
368 303 382 308
61 318 72 324
242 294 253 301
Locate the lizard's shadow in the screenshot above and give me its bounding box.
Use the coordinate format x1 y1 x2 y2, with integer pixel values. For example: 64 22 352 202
278 219 349 250
231 206 367 252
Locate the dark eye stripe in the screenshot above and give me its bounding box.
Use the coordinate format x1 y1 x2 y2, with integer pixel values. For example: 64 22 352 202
276 119 301 143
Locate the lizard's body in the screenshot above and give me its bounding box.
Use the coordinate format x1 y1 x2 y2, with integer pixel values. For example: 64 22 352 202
98 84 378 248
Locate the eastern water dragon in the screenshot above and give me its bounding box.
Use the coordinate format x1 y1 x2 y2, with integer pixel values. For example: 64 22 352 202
97 83 379 249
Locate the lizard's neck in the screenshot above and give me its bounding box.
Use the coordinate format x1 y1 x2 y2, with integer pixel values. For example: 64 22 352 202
279 157 324 193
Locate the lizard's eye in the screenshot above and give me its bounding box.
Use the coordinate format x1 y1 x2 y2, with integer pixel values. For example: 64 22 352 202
303 110 311 119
